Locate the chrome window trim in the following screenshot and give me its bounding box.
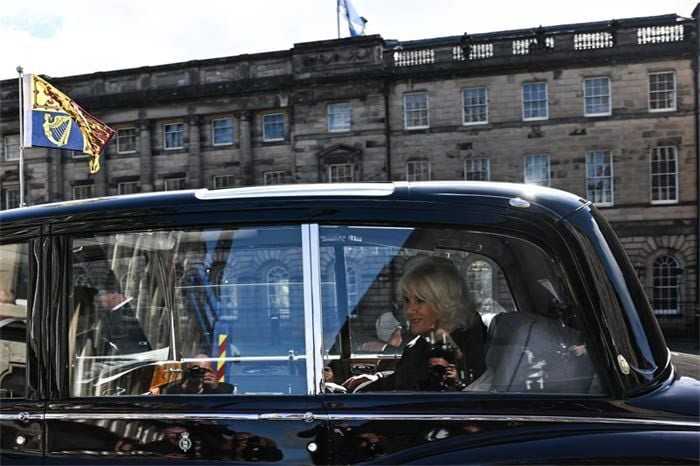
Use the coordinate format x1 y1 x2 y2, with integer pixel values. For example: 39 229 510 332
302 224 324 395
31 412 699 428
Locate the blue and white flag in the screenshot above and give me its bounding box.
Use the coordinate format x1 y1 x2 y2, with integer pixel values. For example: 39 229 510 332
338 0 367 37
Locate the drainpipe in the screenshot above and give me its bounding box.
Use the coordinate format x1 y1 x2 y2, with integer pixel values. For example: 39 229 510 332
693 6 699 309
383 80 392 181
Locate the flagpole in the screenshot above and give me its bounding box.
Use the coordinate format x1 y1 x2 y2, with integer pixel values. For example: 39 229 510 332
337 0 341 39
16 65 25 207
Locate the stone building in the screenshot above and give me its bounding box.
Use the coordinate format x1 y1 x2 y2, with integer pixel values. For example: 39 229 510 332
0 8 698 343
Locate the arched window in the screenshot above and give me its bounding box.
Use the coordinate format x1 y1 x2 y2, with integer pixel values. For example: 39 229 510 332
215 266 239 320
267 266 290 319
466 260 492 305
652 255 681 315
346 266 359 308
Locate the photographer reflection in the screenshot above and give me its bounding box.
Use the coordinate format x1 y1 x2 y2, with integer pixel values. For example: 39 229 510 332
421 345 466 391
163 354 234 394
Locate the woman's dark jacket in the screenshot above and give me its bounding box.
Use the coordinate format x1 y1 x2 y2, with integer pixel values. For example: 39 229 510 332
366 321 487 391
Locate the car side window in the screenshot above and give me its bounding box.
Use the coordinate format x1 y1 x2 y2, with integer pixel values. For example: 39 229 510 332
0 243 29 399
321 226 606 395
69 226 307 396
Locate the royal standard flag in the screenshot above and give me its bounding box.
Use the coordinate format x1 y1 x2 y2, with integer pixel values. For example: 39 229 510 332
22 74 114 173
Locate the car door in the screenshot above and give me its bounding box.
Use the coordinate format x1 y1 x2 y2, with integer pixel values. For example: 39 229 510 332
44 223 330 464
0 239 44 465
316 222 673 464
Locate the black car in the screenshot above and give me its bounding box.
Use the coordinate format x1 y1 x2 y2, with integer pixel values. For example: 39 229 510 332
0 182 698 464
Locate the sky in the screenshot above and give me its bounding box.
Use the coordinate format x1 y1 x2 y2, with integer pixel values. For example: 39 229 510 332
0 0 697 81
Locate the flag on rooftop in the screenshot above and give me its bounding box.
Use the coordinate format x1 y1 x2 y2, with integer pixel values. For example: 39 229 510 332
338 0 367 37
22 74 114 174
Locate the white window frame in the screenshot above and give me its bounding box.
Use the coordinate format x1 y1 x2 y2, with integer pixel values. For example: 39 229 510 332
264 171 287 185
327 102 352 132
524 154 550 186
263 113 285 142
405 160 431 181
586 150 614 206
648 71 677 113
163 177 186 191
116 127 137 154
652 255 681 315
403 92 429 129
462 87 489 125
163 123 185 150
328 163 354 183
72 184 94 200
3 186 20 209
3 135 20 161
650 146 679 204
212 118 234 146
212 174 237 189
464 158 490 181
117 181 140 195
522 82 549 121
583 77 611 117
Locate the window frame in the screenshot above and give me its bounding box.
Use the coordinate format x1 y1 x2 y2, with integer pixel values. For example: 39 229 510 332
403 92 430 130
116 127 137 154
648 71 677 113
583 77 612 117
405 160 432 181
264 171 287 185
212 174 237 189
649 146 679 205
263 113 285 142
163 122 185 150
462 87 489 125
464 158 490 181
3 186 20 210
586 150 614 207
3 135 20 161
117 181 140 195
163 177 186 191
212 118 234 146
652 255 681 315
328 163 354 183
524 154 551 186
522 82 549 121
327 102 352 133
72 184 94 200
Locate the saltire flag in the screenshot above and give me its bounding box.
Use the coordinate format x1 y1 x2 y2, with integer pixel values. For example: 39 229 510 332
22 74 114 174
338 0 367 37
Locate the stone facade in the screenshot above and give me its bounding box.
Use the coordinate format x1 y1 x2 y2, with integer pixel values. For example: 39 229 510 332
0 10 698 341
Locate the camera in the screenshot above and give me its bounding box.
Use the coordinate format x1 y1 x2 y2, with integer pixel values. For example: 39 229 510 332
422 343 466 391
184 365 207 380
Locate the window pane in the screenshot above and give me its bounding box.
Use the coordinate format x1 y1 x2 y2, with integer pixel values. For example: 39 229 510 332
584 77 610 115
321 226 602 395
650 146 678 202
117 128 137 153
522 82 548 119
406 161 431 181
0 243 29 399
164 123 184 149
69 226 307 396
212 118 234 145
465 158 490 181
328 103 351 132
649 72 676 111
652 255 681 315
404 93 429 128
524 155 550 186
463 88 488 124
586 150 613 205
263 114 285 141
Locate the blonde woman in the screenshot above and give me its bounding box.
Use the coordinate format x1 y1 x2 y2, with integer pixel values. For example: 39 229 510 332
343 256 487 392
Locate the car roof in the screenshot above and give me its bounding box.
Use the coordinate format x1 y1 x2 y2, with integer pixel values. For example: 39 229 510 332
0 181 588 225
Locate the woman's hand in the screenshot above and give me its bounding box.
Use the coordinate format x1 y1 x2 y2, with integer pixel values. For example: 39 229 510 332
342 374 379 392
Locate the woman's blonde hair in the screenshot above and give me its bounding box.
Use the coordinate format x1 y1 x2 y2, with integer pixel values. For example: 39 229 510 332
398 256 477 333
